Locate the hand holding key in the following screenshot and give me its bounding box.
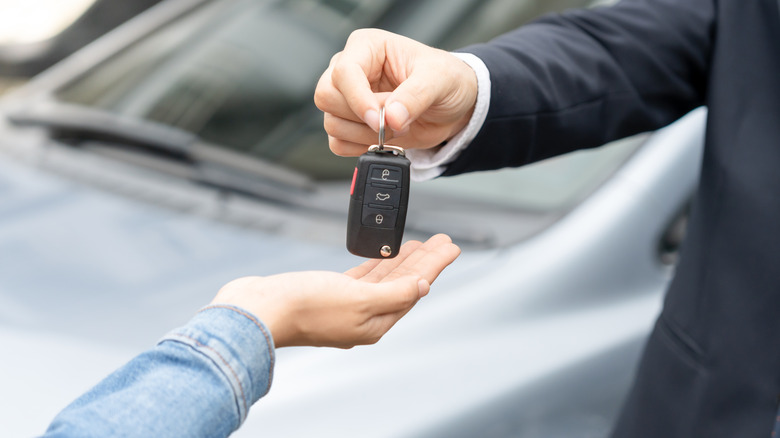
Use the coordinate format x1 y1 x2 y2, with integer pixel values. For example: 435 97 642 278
314 29 478 156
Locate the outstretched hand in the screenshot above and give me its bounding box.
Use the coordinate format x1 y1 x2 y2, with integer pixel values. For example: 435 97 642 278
211 234 460 349
314 29 478 156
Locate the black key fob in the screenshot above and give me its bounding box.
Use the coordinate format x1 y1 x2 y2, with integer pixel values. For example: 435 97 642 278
347 145 410 258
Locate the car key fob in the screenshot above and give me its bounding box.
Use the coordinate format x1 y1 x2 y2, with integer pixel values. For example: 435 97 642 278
346 108 410 258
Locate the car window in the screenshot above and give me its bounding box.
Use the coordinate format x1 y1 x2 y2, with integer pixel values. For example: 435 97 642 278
53 0 639 219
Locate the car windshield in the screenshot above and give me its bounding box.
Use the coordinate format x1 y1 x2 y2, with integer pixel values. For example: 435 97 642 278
51 0 639 234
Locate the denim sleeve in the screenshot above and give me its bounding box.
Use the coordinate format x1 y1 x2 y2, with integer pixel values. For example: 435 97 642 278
43 305 275 438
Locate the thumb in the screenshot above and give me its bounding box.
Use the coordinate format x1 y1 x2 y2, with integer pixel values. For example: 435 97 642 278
384 69 449 133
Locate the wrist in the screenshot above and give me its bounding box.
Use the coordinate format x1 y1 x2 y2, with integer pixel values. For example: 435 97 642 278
210 276 296 348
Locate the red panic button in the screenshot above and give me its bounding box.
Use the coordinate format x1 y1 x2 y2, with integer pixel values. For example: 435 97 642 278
350 167 358 195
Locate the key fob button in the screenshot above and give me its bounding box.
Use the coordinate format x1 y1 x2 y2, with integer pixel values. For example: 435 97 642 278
365 186 401 208
362 207 398 229
369 165 402 185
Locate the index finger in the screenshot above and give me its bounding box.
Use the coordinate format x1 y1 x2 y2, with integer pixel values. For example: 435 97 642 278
330 35 384 131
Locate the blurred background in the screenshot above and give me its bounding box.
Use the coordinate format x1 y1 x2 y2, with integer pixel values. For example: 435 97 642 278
0 0 162 92
0 1 702 437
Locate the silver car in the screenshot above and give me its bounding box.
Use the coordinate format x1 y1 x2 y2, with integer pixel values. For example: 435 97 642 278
0 0 703 436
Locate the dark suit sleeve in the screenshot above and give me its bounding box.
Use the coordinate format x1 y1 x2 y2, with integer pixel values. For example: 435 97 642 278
443 0 715 176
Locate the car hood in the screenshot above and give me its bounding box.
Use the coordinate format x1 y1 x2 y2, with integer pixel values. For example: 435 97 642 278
0 108 706 437
0 148 359 346
0 125 507 436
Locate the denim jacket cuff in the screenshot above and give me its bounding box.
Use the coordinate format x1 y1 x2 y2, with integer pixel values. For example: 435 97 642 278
159 305 275 424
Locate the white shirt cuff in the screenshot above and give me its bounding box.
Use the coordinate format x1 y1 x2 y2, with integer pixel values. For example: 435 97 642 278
407 52 491 182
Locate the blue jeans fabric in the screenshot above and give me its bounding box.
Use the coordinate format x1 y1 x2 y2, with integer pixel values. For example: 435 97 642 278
42 305 275 438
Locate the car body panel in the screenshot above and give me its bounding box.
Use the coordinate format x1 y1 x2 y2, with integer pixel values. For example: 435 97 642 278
0 0 705 436
0 106 704 436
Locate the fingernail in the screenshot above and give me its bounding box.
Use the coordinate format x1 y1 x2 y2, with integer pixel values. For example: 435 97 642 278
386 101 410 130
417 279 430 298
363 109 379 132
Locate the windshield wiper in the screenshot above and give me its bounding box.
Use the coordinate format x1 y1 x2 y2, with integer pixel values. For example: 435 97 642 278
7 99 316 201
8 100 195 158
